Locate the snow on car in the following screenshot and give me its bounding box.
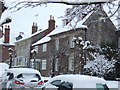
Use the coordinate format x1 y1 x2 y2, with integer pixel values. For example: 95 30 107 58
2 68 44 89
0 63 9 90
41 74 109 90
0 63 9 77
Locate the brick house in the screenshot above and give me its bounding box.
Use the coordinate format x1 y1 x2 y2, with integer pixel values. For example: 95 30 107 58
115 30 120 78
33 9 117 76
14 15 55 68
0 25 15 63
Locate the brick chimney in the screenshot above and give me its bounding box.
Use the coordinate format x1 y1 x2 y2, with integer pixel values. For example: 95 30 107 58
32 22 38 34
48 15 55 31
4 25 10 43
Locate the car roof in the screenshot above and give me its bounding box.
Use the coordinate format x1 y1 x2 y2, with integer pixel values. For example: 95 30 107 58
46 74 106 88
4 68 41 77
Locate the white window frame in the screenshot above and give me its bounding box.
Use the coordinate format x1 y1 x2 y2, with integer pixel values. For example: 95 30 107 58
42 60 47 70
69 56 74 71
118 37 120 48
43 43 47 52
55 38 59 50
69 35 75 48
55 59 59 71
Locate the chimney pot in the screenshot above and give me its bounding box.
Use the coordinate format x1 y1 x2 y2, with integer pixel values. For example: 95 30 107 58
50 15 54 20
32 22 38 34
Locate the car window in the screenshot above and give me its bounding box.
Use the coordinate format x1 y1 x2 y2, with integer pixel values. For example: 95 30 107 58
19 73 41 81
96 84 109 90
36 74 41 80
58 82 73 90
51 80 62 87
17 74 23 78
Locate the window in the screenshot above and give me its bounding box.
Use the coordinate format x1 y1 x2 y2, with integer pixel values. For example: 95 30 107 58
96 84 109 90
35 46 38 53
55 59 59 71
69 35 75 48
69 56 74 71
43 44 47 52
118 37 120 48
55 38 59 50
42 60 47 70
51 80 61 86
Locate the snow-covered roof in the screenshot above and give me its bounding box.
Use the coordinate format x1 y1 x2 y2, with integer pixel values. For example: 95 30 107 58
32 11 93 46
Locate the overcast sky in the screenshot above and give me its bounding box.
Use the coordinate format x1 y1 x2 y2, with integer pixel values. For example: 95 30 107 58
1 2 71 44
0 0 118 44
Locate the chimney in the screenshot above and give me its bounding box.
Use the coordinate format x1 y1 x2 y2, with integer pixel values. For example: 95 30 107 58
48 15 55 31
62 19 69 27
4 25 10 43
32 22 38 34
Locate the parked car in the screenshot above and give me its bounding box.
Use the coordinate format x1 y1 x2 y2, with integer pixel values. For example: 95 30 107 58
0 63 9 90
2 68 44 89
41 74 109 90
41 76 51 83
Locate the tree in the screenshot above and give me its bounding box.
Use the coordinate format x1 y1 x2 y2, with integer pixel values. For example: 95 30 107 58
5 0 119 28
84 45 116 80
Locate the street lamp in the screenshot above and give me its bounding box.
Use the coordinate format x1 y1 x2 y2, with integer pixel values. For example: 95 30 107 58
8 48 13 68
31 49 37 69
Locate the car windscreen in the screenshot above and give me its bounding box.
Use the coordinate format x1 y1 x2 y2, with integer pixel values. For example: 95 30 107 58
16 73 41 81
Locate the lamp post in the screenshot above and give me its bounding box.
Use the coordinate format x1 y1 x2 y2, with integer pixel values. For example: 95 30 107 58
31 49 37 69
8 48 13 68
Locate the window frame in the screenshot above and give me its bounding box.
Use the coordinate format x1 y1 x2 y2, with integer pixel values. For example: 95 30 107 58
55 59 59 71
69 55 74 71
42 59 47 70
118 37 120 48
42 43 47 52
55 38 59 50
69 35 75 48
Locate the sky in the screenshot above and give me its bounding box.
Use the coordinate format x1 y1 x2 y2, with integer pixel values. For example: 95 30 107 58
0 0 118 44
0 2 72 44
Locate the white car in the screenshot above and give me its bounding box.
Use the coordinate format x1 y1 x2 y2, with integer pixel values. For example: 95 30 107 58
42 74 109 90
2 68 44 89
0 63 9 90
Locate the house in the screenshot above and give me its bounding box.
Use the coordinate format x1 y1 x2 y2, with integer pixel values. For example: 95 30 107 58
33 8 117 77
115 30 120 78
14 15 55 68
0 25 15 63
